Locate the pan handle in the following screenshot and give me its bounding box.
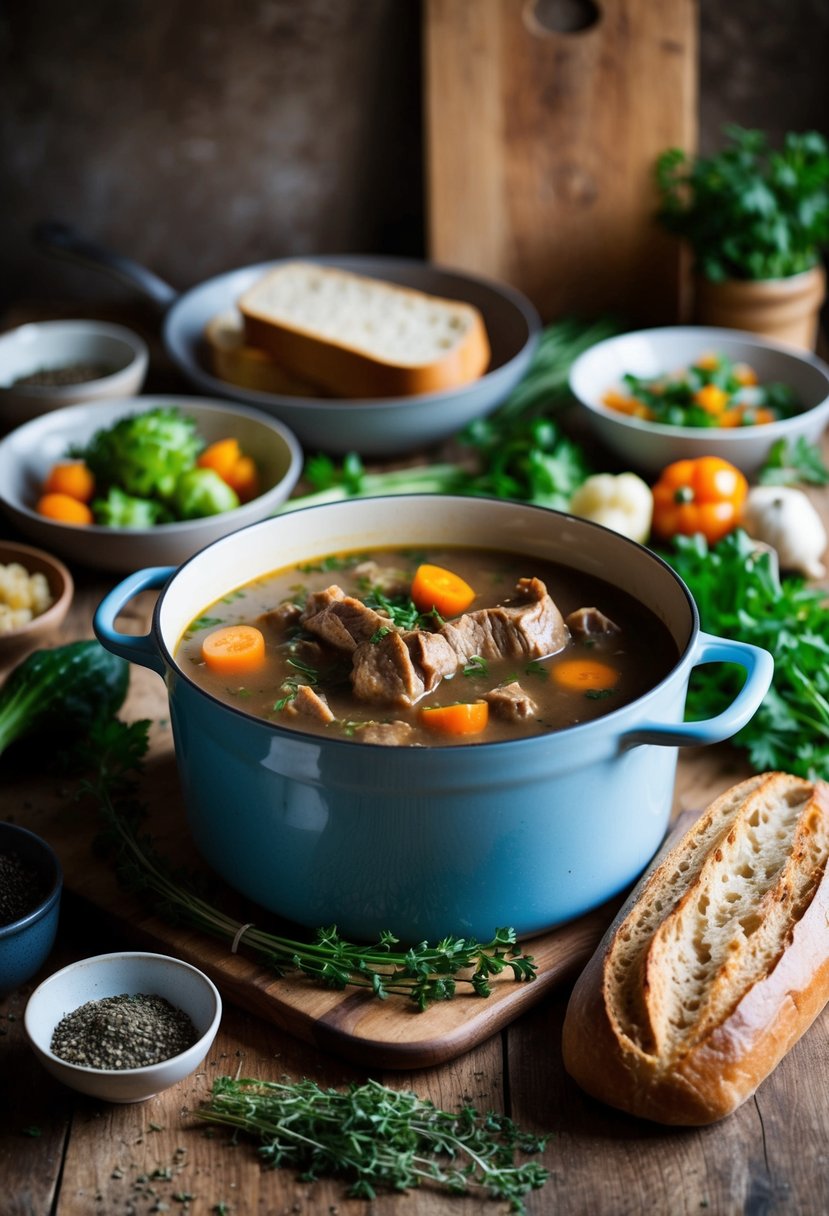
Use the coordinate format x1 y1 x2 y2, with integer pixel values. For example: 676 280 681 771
32 221 179 313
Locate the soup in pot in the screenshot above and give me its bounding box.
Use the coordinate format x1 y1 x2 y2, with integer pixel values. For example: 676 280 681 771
175 546 680 746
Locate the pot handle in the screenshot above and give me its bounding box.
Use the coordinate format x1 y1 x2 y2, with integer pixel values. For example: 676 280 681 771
621 631 773 749
93 567 175 677
32 221 179 313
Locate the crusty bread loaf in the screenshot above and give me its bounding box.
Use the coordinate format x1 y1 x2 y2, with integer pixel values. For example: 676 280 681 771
204 311 324 397
237 262 491 398
561 772 829 1126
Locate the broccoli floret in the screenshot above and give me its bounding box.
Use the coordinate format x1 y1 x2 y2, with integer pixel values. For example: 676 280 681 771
171 468 240 519
72 407 203 499
92 486 173 529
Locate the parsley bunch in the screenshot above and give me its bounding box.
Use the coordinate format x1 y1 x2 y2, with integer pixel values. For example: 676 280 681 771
198 1076 550 1211
662 529 829 778
655 125 829 281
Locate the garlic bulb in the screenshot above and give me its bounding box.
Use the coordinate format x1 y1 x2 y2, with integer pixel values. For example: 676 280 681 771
741 485 827 578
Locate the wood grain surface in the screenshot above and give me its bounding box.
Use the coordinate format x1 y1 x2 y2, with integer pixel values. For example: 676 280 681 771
424 0 697 325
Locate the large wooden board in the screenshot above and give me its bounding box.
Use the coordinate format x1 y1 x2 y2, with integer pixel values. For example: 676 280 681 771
424 0 697 325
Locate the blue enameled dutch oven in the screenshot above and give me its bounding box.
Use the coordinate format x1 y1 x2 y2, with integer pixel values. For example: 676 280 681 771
94 496 773 943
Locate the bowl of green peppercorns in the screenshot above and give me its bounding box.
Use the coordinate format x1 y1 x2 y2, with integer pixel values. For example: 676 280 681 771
0 822 62 997
24 950 222 1102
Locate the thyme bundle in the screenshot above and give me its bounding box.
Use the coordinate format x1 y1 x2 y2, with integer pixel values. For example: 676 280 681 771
78 717 539 1009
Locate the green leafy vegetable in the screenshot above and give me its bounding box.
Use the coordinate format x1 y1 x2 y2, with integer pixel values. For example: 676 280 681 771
92 486 172 529
73 406 203 500
279 318 620 516
660 529 829 778
0 640 130 757
757 436 829 486
197 1076 549 1211
655 125 829 281
78 717 538 1009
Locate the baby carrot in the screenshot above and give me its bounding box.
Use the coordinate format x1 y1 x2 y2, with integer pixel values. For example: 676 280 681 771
221 453 261 503
411 563 475 618
551 657 619 692
197 438 242 481
43 461 95 503
419 701 489 736
201 624 266 675
36 492 94 526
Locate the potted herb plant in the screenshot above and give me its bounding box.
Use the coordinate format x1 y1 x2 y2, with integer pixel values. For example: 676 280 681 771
655 125 829 349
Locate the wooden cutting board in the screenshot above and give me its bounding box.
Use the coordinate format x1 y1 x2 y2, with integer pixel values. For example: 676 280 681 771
424 0 697 325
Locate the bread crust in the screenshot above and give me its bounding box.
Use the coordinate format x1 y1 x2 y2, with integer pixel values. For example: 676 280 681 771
562 773 829 1125
238 264 491 399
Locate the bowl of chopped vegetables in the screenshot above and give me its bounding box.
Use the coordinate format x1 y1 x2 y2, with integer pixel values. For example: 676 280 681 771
0 540 74 660
0 396 303 572
569 326 829 476
24 951 222 1102
0 319 149 433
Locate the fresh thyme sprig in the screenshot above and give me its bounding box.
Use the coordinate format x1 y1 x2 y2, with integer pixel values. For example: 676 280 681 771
77 717 538 1009
198 1076 550 1212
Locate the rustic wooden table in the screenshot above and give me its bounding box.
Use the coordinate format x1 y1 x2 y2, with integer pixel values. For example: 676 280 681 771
1 314 828 1215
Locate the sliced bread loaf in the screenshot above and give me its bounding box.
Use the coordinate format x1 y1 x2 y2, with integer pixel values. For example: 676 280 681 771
204 311 324 397
561 771 829 1125
237 263 491 398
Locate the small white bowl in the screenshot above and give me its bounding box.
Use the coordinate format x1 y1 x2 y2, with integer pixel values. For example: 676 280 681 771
0 320 149 432
569 326 829 476
0 395 303 572
24 951 222 1103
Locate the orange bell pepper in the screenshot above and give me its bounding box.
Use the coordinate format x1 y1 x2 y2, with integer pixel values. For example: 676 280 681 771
651 456 748 545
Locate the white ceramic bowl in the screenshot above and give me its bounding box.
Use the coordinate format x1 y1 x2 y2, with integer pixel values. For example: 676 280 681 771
0 320 149 433
24 951 222 1103
569 326 829 476
0 396 303 572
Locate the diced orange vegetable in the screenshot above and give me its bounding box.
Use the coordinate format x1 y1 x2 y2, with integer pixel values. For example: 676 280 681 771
733 362 758 386
693 384 728 415
197 438 242 481
551 658 619 692
201 624 266 674
419 701 489 736
43 461 95 503
36 492 94 526
411 563 476 618
222 453 261 503
694 352 720 371
651 456 748 544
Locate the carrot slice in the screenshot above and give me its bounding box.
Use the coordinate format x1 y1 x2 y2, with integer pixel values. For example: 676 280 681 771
197 438 242 481
411 563 475 618
201 625 266 674
419 701 489 736
551 657 619 692
35 492 94 526
43 461 95 503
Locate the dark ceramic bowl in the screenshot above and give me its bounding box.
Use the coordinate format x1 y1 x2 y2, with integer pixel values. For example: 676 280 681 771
0 822 62 997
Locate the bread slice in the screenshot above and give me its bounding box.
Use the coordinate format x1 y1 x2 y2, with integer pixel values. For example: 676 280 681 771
561 772 829 1125
204 311 324 397
237 262 491 399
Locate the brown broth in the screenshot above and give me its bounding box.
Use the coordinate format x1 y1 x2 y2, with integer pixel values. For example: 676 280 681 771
175 546 679 746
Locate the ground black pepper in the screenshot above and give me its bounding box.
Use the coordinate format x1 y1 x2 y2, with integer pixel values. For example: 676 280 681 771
50 993 198 1069
12 361 115 387
0 849 48 926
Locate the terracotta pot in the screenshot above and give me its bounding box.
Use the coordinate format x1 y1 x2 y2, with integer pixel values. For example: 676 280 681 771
693 265 826 351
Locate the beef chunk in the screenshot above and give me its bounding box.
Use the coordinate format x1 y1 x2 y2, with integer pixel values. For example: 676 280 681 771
281 684 335 723
300 585 345 621
359 720 414 746
258 600 302 632
351 631 426 706
352 560 409 598
303 593 390 653
484 681 538 721
566 606 620 637
404 630 458 688
288 638 328 667
441 576 568 662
